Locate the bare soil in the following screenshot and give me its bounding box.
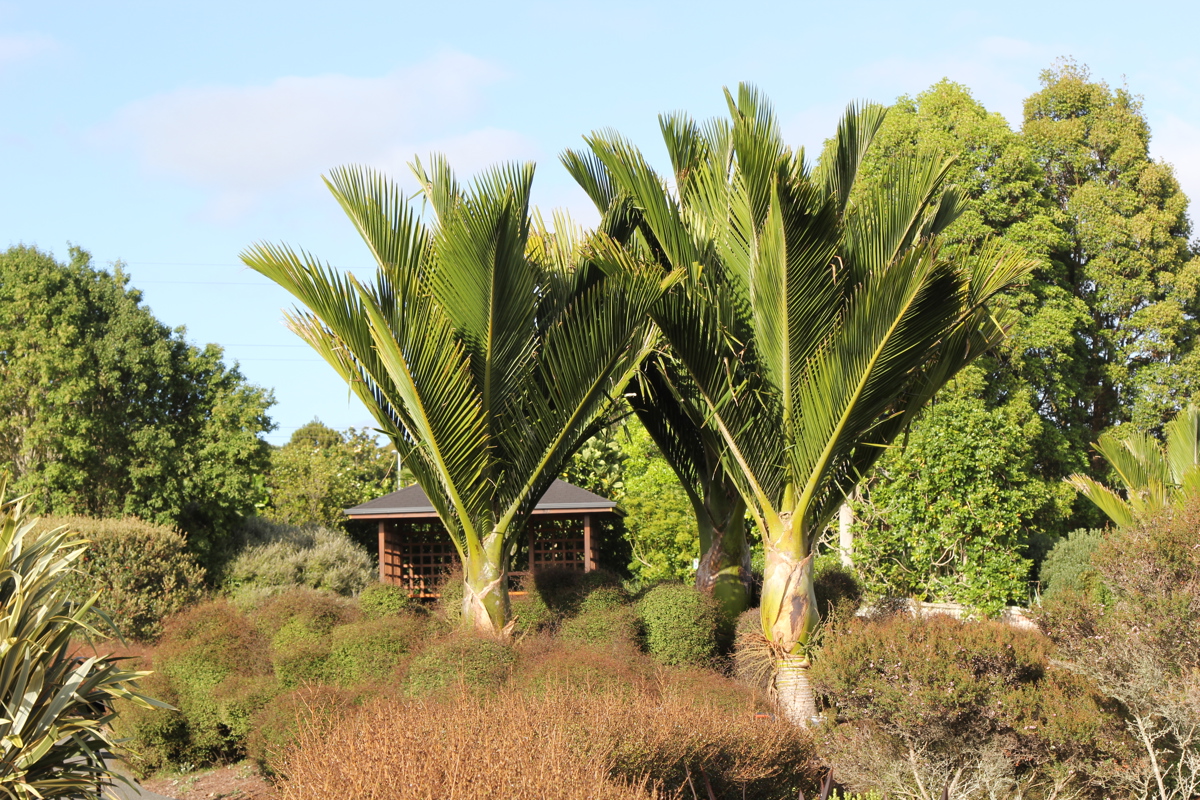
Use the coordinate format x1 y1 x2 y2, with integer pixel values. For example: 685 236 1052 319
141 762 279 800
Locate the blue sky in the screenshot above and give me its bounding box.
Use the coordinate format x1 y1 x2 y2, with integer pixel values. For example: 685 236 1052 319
1 0 1196 445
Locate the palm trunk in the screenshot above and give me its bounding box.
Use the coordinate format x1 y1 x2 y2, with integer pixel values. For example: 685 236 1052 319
695 514 752 617
759 516 821 727
461 531 510 637
694 483 752 616
774 652 818 726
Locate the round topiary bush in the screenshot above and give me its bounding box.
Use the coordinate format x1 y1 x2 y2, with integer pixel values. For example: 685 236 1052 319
533 568 623 616
251 586 361 637
813 555 864 625
510 581 555 635
405 635 515 696
324 615 428 687
50 514 206 642
270 617 334 689
558 606 640 649
1039 529 1107 601
637 583 724 667
357 582 413 619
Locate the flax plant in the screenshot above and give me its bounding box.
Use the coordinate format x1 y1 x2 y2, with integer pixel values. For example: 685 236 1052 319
0 475 166 799
568 86 1034 724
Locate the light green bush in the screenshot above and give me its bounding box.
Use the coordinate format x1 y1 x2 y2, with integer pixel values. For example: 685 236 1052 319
358 582 413 619
223 516 374 603
558 605 640 648
637 582 724 667
405 635 515 696
1039 528 1107 601
51 514 205 642
325 616 427 686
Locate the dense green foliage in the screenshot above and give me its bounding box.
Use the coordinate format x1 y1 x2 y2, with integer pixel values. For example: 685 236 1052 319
854 376 1069 612
620 421 701 582
636 583 725 667
0 245 275 561
812 614 1135 798
52 514 205 641
0 479 164 799
1037 528 1106 600
264 420 394 528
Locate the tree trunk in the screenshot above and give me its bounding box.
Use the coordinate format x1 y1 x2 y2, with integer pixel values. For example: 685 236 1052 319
461 532 510 637
694 484 752 616
838 501 854 568
774 652 819 726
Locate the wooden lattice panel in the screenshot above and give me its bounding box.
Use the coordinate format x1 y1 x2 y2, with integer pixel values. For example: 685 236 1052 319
529 518 588 572
382 521 458 596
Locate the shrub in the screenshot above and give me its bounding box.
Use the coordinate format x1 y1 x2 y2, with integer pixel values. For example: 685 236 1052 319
1040 502 1200 798
510 640 653 696
222 516 374 603
151 599 273 763
52 514 206 642
637 582 725 667
277 684 819 800
533 568 623 616
270 617 333 689
510 578 555 635
812 555 863 626
357 582 413 619
434 565 465 626
405 634 515 696
251 586 361 637
1038 528 1107 601
0 485 165 799
324 615 427 687
558 605 640 649
811 614 1134 798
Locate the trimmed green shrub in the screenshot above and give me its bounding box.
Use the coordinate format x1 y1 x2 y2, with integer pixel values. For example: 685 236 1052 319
637 582 725 667
222 516 374 603
357 582 413 619
270 617 333 689
533 568 623 616
435 566 465 626
405 635 515 696
811 614 1134 798
110 671 189 777
1039 528 1107 601
325 615 427 687
510 580 555 635
151 599 274 763
51 514 205 642
558 605 640 648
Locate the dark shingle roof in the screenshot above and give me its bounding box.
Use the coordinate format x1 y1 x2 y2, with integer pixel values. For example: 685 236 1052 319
344 478 618 517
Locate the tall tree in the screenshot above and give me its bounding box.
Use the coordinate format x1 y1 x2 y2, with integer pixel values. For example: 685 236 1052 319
264 420 395 528
0 245 275 558
244 161 671 635
1023 60 1200 437
571 86 1033 724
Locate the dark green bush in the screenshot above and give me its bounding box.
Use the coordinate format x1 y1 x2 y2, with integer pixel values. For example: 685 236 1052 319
357 582 413 619
510 579 555 635
1039 528 1107 601
405 635 515 696
812 555 863 626
533 568 623 616
51 515 205 642
637 582 724 667
811 614 1133 797
325 615 427 687
558 605 640 649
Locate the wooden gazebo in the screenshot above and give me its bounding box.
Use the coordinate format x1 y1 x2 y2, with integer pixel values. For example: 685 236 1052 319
344 480 620 597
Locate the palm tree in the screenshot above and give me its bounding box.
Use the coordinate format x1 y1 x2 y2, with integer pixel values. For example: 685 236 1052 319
567 86 1033 724
243 160 673 635
1067 405 1200 527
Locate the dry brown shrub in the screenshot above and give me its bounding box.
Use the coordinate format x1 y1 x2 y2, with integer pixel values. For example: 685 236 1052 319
278 683 818 800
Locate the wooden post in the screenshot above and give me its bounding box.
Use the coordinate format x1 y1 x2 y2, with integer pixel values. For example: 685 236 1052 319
528 522 537 575
378 521 387 583
583 513 594 571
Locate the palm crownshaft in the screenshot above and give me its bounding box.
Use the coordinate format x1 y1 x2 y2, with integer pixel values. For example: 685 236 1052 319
244 161 671 634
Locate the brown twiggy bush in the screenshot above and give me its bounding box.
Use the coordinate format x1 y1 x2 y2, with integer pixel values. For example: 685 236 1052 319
278 682 818 800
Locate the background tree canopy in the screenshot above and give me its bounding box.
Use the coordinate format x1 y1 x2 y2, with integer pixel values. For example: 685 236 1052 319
0 244 275 559
850 60 1200 607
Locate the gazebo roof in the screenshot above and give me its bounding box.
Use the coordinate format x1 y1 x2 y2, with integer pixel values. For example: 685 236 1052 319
344 478 620 519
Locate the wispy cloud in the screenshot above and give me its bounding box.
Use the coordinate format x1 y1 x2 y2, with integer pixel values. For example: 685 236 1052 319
94 51 539 219
0 33 58 66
